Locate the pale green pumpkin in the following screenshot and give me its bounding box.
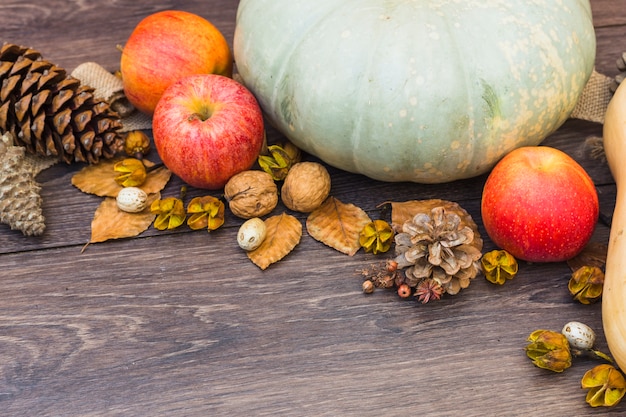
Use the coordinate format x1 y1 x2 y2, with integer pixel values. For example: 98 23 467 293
233 0 595 183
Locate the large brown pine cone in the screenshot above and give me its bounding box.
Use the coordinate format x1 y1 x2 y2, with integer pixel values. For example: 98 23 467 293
0 43 123 164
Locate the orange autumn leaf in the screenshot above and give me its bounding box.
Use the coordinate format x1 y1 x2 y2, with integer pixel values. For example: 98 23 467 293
86 192 161 247
388 199 479 234
247 212 302 270
306 196 371 256
71 157 171 197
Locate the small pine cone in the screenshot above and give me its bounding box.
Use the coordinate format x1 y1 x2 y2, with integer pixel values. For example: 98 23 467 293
0 133 46 235
394 201 483 296
0 43 123 164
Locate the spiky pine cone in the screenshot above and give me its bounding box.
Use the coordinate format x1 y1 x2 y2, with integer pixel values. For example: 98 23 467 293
0 43 123 164
394 201 483 296
0 132 48 235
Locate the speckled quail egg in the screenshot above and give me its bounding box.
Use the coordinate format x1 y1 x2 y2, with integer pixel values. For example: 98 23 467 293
562 321 596 350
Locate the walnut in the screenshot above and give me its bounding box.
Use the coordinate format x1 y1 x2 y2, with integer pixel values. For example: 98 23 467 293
281 161 331 213
224 170 278 219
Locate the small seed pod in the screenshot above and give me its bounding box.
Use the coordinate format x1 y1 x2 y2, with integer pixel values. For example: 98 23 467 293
237 217 267 251
116 187 148 213
562 321 596 350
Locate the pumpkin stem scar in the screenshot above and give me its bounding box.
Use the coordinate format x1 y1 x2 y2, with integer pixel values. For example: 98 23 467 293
480 79 501 121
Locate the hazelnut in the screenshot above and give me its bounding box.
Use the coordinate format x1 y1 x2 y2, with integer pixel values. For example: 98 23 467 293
224 170 278 219
237 217 267 251
116 187 148 213
281 161 331 212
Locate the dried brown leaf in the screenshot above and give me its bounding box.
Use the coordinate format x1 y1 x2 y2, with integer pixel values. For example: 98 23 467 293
306 196 371 256
87 192 161 246
71 157 171 197
247 212 302 270
388 199 480 236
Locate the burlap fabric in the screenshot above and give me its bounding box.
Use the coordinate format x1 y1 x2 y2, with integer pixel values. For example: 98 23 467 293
570 69 614 124
71 62 152 132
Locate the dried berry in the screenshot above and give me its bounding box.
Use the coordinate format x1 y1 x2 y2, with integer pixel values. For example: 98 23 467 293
281 161 331 213
362 280 375 294
224 170 278 219
151 197 186 230
525 329 572 372
581 364 626 407
114 158 147 187
359 219 394 254
186 196 225 231
481 249 518 285
568 265 604 304
397 283 411 298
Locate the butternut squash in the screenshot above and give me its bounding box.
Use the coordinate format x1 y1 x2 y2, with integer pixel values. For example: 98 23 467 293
602 81 626 370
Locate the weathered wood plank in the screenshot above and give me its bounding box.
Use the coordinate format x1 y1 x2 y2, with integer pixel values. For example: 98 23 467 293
592 0 626 28
0 222 616 416
1 1 625 416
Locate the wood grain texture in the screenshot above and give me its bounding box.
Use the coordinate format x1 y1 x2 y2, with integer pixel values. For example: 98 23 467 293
1 0 625 416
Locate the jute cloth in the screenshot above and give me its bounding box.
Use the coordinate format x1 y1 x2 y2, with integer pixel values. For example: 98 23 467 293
71 62 153 132
570 69 614 124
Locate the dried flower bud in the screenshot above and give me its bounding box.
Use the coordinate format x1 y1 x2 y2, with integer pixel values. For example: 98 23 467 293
414 278 443 304
481 249 518 285
114 158 147 187
151 197 186 230
186 196 225 231
258 142 301 181
124 130 151 159
359 219 394 254
568 265 604 304
581 364 626 407
525 329 572 372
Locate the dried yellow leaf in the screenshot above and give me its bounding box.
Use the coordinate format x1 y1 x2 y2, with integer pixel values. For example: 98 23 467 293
71 157 171 197
247 212 302 270
306 196 371 256
87 192 160 246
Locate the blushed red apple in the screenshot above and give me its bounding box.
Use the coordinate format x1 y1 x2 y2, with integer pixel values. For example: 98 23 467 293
481 146 599 262
152 74 265 190
120 10 233 115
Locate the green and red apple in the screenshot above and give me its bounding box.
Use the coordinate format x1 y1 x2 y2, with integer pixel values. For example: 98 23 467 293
152 74 265 190
120 10 233 115
481 146 599 262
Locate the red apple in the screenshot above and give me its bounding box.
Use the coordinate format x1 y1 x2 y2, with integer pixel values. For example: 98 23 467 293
120 10 233 115
481 146 599 262
152 74 265 190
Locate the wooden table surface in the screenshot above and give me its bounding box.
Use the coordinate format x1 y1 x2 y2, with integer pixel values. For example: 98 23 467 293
2 1 625 416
